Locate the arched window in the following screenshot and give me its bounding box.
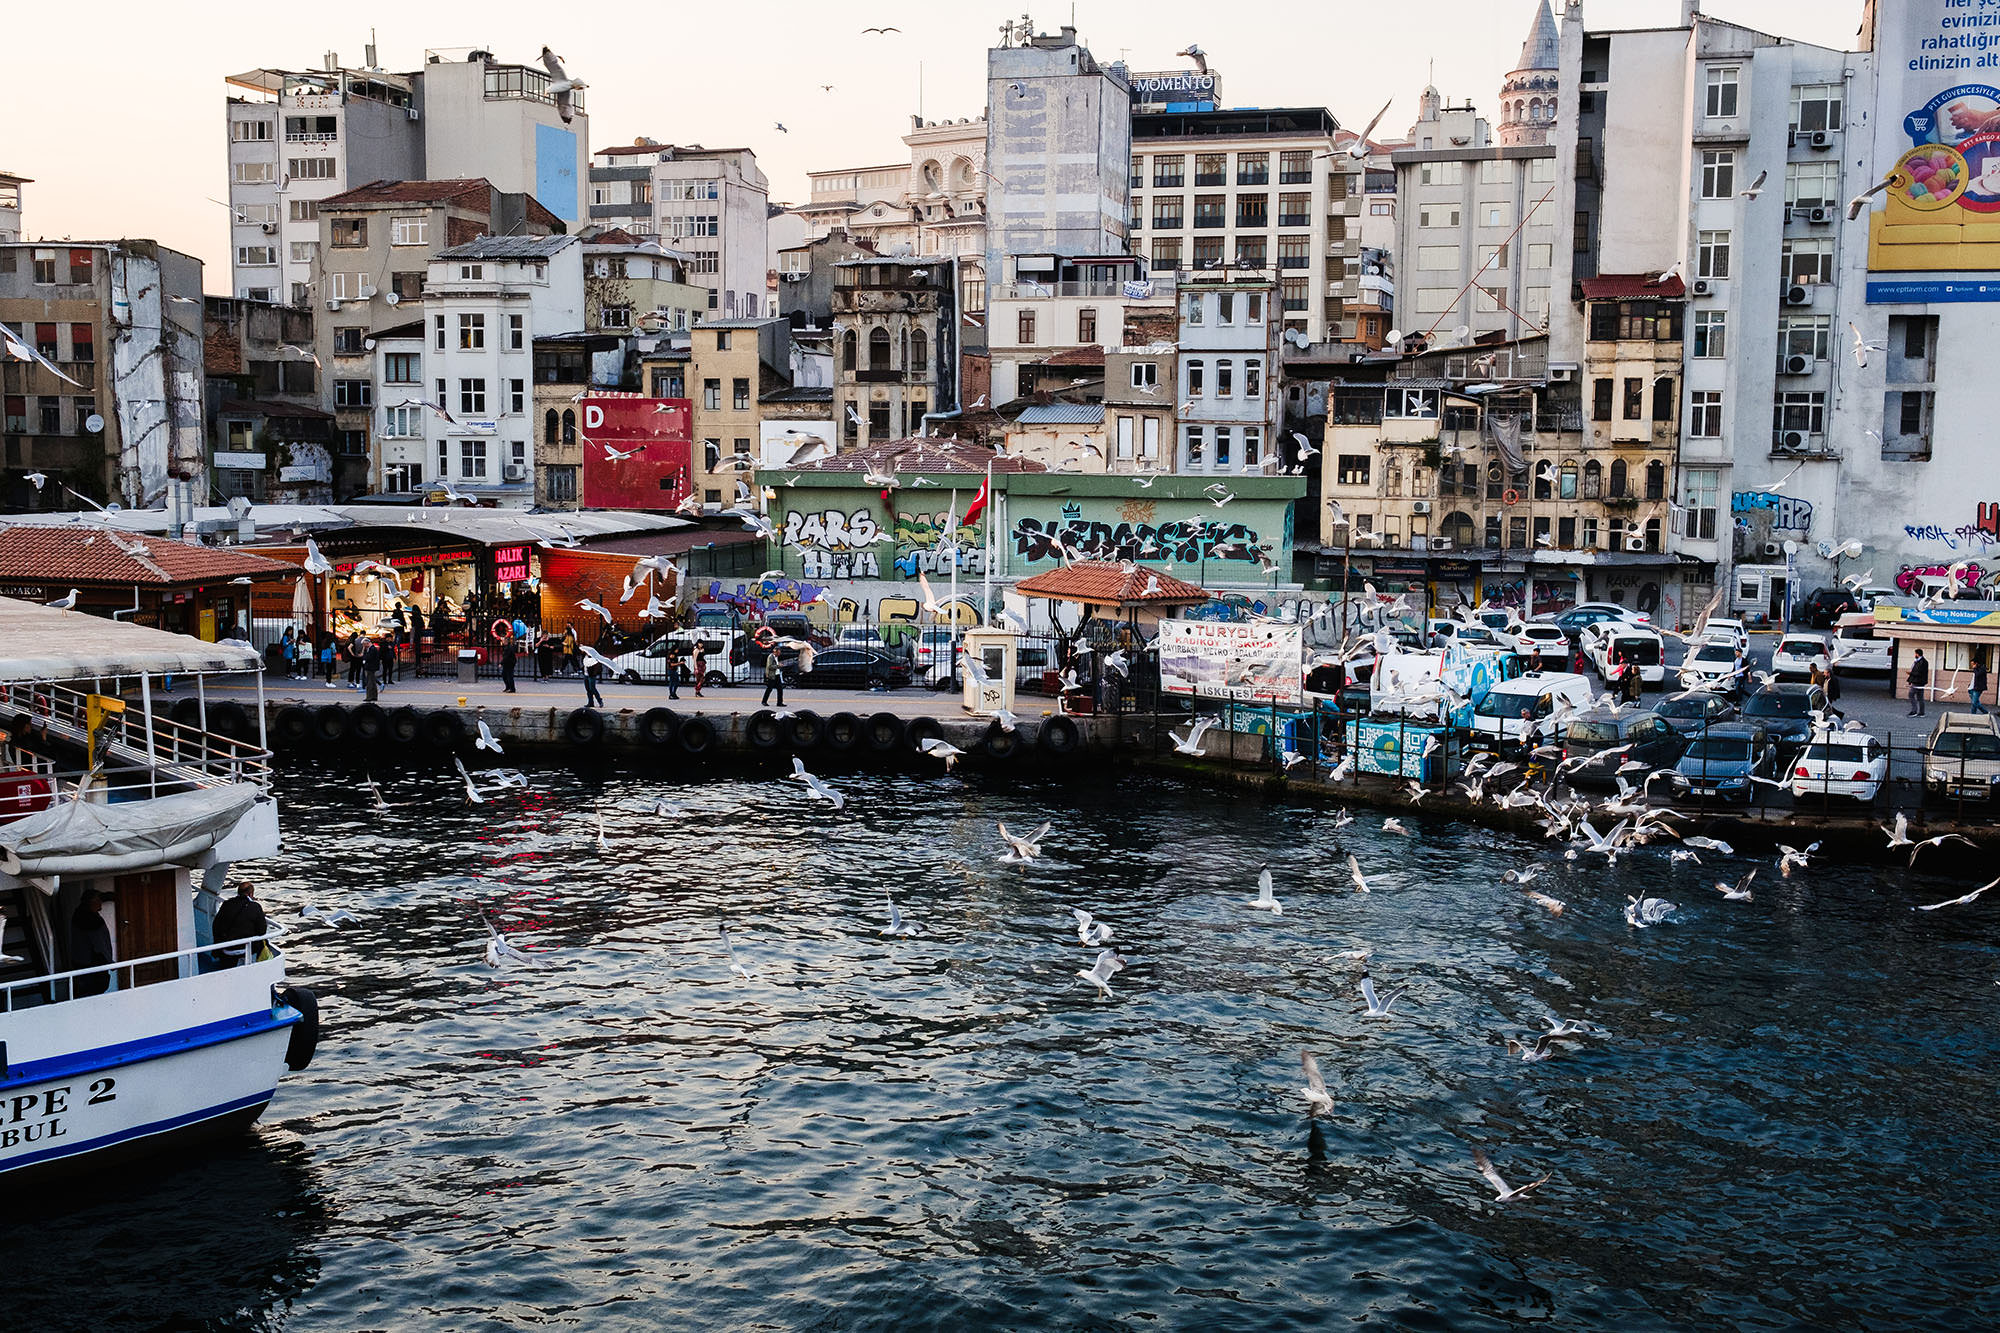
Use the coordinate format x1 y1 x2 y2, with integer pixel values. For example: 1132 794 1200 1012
1609 459 1628 498
1645 460 1667 500
869 327 892 369
909 329 928 374
1644 517 1663 552
561 409 576 445
1582 459 1603 498
544 409 559 445
1485 460 1504 500
1559 460 1578 499
1442 511 1476 548
1533 464 1553 501
842 330 857 371
1484 516 1503 549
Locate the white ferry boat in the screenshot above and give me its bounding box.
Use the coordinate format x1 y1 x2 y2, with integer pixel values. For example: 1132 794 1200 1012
0 597 315 1184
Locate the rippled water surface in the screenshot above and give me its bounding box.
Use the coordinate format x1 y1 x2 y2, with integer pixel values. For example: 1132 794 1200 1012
12 757 2000 1331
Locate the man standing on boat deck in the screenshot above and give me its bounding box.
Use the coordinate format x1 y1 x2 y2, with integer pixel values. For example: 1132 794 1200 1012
69 889 115 995
212 883 268 968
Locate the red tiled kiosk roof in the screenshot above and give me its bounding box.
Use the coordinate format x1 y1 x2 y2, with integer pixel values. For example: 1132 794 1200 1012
1012 562 1209 606
0 526 299 587
791 437 1047 475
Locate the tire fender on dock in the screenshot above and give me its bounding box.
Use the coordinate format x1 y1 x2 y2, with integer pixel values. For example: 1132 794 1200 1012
564 708 605 746
746 711 784 750
679 715 718 755
824 711 862 753
982 723 1020 760
1038 715 1081 755
421 710 465 748
386 706 421 745
640 707 681 747
349 703 387 744
865 712 905 753
272 706 312 747
311 705 349 744
786 710 824 750
905 716 943 752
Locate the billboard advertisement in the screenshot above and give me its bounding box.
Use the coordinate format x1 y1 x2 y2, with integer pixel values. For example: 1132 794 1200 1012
1865 0 2000 287
1158 619 1302 703
580 397 693 511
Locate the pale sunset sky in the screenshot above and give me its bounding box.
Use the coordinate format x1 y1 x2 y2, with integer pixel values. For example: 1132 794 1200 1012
1 0 1864 283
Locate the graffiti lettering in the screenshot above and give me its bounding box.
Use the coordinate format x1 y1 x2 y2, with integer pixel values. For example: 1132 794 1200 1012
1013 516 1267 564
783 508 882 554
1895 562 1988 594
701 574 830 615
1730 491 1814 532
891 509 985 577
1904 522 2000 552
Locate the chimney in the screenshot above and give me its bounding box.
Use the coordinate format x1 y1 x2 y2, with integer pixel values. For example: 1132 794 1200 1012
323 50 339 72
1681 1 1697 26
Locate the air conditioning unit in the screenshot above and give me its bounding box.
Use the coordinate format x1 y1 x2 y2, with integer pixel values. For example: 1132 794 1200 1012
1808 206 1834 225
1411 500 1432 515
1782 353 1812 375
1763 541 1782 557
1809 129 1835 150
1784 285 1812 305
1549 365 1577 382
326 297 342 310
1692 279 1712 296
503 463 527 481
260 222 278 234
1430 538 1454 552
1780 430 1806 450
407 107 421 122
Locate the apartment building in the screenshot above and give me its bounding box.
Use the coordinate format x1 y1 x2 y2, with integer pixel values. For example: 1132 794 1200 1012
832 258 958 449
313 178 558 497
591 143 769 319
1392 84 1560 348
1103 304 1178 476
690 318 793 505
0 172 29 243
986 254 1169 407
582 229 706 340
203 297 332 503
1176 276 1282 476
399 235 584 507
1130 106 1365 346
224 48 588 302
0 240 205 508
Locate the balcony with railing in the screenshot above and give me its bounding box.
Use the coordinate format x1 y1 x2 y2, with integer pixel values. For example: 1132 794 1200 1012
0 681 271 798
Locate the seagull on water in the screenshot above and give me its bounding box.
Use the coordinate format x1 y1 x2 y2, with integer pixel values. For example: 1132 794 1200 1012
1245 868 1283 915
1472 1148 1550 1203
1523 890 1566 916
882 896 921 938
1624 895 1678 928
1077 947 1125 997
1382 817 1409 836
1359 975 1403 1018
720 926 756 982
999 820 1051 864
1504 1032 1572 1063
1299 1051 1336 1117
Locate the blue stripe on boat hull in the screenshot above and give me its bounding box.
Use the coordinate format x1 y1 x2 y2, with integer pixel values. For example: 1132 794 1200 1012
2 1089 277 1177
4 1008 300 1087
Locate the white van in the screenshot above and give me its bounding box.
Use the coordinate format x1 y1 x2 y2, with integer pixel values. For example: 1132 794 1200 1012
1469 672 1598 751
1831 613 1892 674
1584 623 1667 686
1370 650 1448 719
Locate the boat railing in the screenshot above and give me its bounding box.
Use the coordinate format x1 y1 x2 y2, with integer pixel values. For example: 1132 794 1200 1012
0 933 285 1013
0 681 270 794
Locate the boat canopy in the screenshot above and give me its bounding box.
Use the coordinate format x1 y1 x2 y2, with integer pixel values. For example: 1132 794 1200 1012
0 598 260 684
0 784 263 880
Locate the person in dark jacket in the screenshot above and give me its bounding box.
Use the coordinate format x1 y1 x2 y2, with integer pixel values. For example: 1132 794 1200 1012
583 657 606 708
761 646 786 707
69 889 115 996
211 883 268 968
500 633 519 694
361 636 382 702
1971 655 1989 715
1908 649 1931 716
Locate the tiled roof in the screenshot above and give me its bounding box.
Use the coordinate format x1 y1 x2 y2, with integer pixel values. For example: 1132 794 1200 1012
436 235 578 261
1039 344 1106 368
216 396 334 420
597 143 667 157
789 437 1047 476
1015 402 1106 425
1579 273 1686 300
0 526 299 587
320 178 494 210
761 386 833 403
1013 562 1209 605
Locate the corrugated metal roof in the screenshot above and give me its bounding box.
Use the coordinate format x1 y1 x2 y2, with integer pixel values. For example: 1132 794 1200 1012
436 235 578 261
1015 403 1106 425
0 598 261 683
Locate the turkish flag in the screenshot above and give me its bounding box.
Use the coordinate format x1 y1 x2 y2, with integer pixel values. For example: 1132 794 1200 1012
962 476 991 526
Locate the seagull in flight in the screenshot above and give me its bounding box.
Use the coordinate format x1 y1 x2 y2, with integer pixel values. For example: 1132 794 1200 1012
720 926 756 982
919 737 965 770
1071 908 1114 947
1624 895 1678 928
789 756 847 810
475 718 503 753
861 25 901 34
1715 870 1757 901
1299 1051 1336 1117
577 599 614 624
1382 817 1409 836
1916 874 2000 911
1504 1032 1573 1063
602 443 647 462
1359 975 1403 1018
1348 854 1371 895
998 820 1051 864
1738 169 1768 201
1245 868 1283 915
1881 812 1915 850
1077 947 1125 997
1847 173 1896 220
1170 717 1215 755
774 122 789 134
882 896 922 938
1776 842 1819 878
1848 321 1887 368
1908 833 1975 868
1346 96 1394 158
1472 1148 1550 1203
480 911 544 969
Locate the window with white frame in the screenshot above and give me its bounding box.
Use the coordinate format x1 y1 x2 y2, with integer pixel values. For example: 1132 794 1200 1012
384 352 420 383
1691 309 1727 358
1790 84 1844 134
1699 151 1735 199
1704 66 1740 118
1116 415 1135 460
232 119 272 142
383 404 421 437
1418 207 1460 228
459 378 487 415
391 215 428 246
1776 314 1831 365
460 438 489 478
1689 390 1723 437
601 305 632 329
288 241 317 264
1782 237 1835 285
1418 245 1461 270
1419 161 1463 186
1186 359 1205 396
289 199 319 223
1683 467 1719 540
237 246 277 267
1242 426 1262 468
1773 390 1826 440
507 315 524 350
458 313 485 350
1216 359 1234 397
239 203 277 224
1130 361 1157 391
509 378 526 414
287 158 336 180
1785 161 1840 212
1697 230 1731 279
1244 359 1262 398
231 162 274 184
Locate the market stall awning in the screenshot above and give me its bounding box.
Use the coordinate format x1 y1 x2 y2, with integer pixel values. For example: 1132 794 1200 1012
1013 562 1210 609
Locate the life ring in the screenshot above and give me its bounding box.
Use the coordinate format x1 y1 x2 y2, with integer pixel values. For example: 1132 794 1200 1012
786 710 824 749
348 703 387 743
746 711 784 750
640 707 681 746
277 985 319 1071
753 626 778 649
563 708 605 745
311 705 349 744
386 706 421 744
491 618 514 642
273 706 312 747
905 716 943 752
865 712 905 754
824 711 862 753
679 715 717 755
1039 714 1081 755
1503 488 1521 506
982 723 1020 760
422 710 465 748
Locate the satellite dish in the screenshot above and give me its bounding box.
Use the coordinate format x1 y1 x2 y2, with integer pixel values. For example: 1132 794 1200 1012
105 502 123 513
1782 540 1800 557
84 413 104 434
385 292 401 306
1385 329 1404 345
226 496 254 521
364 337 377 350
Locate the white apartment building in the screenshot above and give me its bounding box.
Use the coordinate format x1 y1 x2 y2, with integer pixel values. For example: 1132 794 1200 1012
1130 106 1365 346
394 235 583 506
0 172 29 243
1393 85 1559 347
987 255 1171 406
1176 278 1281 476
588 144 770 320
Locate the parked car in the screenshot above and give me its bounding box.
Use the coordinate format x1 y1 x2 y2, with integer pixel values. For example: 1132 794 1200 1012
1831 613 1893 675
1550 603 1650 640
1791 732 1888 804
1509 621 1574 670
793 645 913 690
1582 623 1667 686
1676 639 1745 693
1670 722 1776 803
1740 682 1829 757
1924 712 2000 804
1561 709 1686 788
1771 631 1833 681
607 629 751 687
1428 619 1516 653
835 626 897 650
1701 617 1750 652
1798 586 1862 629
1653 690 1741 736
911 627 961 674
1469 671 1598 751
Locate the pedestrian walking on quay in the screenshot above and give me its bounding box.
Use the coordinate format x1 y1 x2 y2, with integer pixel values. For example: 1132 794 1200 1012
666 644 682 699
761 645 786 708
583 658 606 709
692 641 708 697
1908 648 1930 716
562 626 580 676
346 633 365 687
361 637 382 703
500 633 519 694
1972 655 1990 715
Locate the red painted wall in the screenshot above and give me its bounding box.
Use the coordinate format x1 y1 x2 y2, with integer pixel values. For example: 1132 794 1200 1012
580 396 693 510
